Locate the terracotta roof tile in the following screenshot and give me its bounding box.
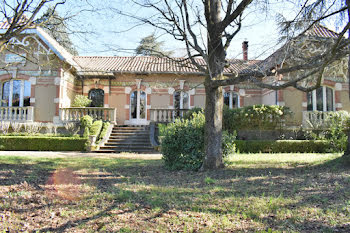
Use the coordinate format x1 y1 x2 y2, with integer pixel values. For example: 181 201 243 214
73 56 260 75
0 15 33 30
305 24 339 38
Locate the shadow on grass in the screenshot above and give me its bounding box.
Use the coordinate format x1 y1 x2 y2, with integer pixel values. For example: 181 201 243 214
0 154 349 232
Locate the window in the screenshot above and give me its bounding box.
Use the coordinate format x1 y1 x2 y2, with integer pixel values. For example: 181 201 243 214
174 91 189 109
223 91 239 109
307 86 334 111
130 90 147 120
88 89 104 107
1 80 31 107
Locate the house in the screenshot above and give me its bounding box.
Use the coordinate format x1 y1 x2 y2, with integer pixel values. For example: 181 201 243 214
0 21 348 127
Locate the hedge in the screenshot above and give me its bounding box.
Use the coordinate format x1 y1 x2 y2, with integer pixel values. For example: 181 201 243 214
234 140 330 153
96 122 110 144
90 120 103 136
0 136 89 151
223 105 292 132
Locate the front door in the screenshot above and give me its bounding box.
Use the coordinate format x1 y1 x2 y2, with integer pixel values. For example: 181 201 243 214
130 90 147 125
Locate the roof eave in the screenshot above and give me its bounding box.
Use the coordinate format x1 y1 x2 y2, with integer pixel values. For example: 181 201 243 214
0 27 80 70
77 70 207 76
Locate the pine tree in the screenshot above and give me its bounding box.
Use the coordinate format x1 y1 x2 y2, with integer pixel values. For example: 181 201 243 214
36 6 78 55
135 34 172 57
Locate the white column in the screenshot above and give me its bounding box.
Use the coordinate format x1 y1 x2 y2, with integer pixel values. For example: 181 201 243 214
237 93 241 108
9 80 13 107
312 90 317 111
180 91 183 109
322 86 327 111
333 89 336 111
136 90 140 119
229 92 233 109
19 80 24 107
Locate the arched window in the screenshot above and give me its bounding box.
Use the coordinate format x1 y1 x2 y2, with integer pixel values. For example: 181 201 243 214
88 89 104 107
307 86 334 111
1 80 31 107
223 91 239 109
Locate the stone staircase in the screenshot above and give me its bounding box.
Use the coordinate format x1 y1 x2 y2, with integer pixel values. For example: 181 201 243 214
98 125 155 153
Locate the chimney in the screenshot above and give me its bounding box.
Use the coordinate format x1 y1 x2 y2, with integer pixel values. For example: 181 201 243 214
242 41 248 61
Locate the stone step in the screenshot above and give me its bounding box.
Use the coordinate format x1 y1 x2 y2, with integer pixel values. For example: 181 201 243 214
104 142 151 146
110 134 149 140
96 149 156 153
107 138 150 142
113 127 147 130
100 145 154 151
98 125 153 153
112 129 146 133
110 132 149 135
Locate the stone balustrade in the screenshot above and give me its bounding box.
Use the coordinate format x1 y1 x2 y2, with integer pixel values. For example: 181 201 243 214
150 108 189 123
60 107 117 123
302 111 335 128
0 106 34 122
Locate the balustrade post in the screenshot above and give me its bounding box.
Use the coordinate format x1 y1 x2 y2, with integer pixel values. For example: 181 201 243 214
59 108 64 122
27 106 34 122
111 108 117 124
19 107 23 121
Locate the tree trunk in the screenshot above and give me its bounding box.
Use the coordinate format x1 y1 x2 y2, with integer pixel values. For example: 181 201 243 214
344 0 350 158
201 0 226 170
202 78 224 169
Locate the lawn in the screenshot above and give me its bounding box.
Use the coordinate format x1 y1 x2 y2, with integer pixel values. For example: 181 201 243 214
0 153 349 232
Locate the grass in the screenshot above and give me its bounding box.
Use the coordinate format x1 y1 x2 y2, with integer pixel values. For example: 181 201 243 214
0 153 349 232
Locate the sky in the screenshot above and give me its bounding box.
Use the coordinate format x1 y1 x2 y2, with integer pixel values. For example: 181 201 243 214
55 0 341 60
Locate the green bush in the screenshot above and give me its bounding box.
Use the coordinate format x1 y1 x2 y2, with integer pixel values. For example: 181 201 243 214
222 130 237 156
183 107 203 120
161 112 236 171
307 110 349 152
72 95 92 107
0 136 89 151
223 105 292 133
158 123 167 137
80 115 93 128
90 120 103 136
96 122 110 144
80 115 93 137
234 140 330 153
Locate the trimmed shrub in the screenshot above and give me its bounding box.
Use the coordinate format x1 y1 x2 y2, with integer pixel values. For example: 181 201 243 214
223 105 292 132
80 115 93 137
90 120 103 136
161 112 236 171
96 122 110 144
234 140 330 153
72 95 92 107
80 115 93 128
0 136 89 151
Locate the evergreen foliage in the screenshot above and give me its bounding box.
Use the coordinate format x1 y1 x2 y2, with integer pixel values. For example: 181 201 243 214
135 34 172 57
36 6 78 55
72 95 92 107
161 112 235 171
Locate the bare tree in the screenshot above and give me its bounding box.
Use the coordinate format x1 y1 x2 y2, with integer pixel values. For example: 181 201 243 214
0 0 68 50
120 0 350 169
113 0 350 169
